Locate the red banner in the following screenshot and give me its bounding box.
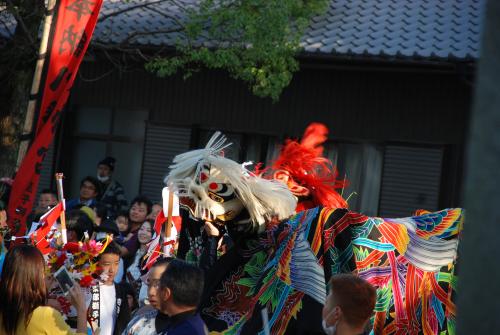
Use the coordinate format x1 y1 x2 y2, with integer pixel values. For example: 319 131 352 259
153 208 182 236
8 0 103 239
32 202 63 254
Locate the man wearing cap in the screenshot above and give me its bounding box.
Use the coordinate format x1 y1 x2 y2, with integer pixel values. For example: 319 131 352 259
97 157 128 218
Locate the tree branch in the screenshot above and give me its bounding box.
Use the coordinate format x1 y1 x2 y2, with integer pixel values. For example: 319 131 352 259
91 27 186 53
78 66 114 82
98 0 180 23
144 6 186 31
121 27 186 46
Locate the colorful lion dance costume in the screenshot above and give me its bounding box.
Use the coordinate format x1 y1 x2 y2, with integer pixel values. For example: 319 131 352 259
167 131 461 335
262 122 347 212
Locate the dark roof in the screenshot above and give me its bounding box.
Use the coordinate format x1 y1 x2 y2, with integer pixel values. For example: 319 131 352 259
1 0 486 61
94 0 191 47
302 0 485 61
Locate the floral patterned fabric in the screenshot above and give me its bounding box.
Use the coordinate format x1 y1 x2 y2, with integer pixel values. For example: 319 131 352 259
201 207 462 335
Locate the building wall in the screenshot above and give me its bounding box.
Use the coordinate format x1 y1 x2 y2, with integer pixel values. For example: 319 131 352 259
52 58 472 214
72 59 471 144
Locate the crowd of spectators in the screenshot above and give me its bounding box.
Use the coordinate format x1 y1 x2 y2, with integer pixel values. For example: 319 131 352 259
0 156 377 335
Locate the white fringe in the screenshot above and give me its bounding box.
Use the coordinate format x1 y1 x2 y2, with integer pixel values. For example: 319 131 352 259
165 132 297 229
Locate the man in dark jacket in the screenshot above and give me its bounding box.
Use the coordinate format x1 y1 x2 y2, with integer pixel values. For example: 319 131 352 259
66 176 100 211
158 259 208 335
97 157 128 218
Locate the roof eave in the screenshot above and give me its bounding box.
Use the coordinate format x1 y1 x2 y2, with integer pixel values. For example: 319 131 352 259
89 40 478 74
298 49 478 74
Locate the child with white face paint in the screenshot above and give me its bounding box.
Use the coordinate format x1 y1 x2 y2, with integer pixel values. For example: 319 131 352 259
322 274 376 335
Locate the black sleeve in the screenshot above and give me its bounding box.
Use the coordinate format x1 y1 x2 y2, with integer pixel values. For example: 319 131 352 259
199 235 219 273
114 283 131 335
176 209 192 260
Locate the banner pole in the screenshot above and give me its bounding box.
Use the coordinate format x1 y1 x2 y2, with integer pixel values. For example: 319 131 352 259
55 173 67 244
16 0 58 168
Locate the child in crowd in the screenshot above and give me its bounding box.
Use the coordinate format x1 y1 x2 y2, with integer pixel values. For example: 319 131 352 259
92 202 108 227
114 211 131 245
93 218 125 283
158 259 208 335
94 218 119 241
26 189 58 232
89 242 130 335
66 208 94 243
33 189 58 217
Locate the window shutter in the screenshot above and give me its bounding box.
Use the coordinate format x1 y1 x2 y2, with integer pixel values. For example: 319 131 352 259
37 142 55 194
379 146 443 218
140 124 191 203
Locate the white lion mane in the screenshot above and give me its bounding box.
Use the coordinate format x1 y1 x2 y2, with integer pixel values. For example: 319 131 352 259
165 131 297 230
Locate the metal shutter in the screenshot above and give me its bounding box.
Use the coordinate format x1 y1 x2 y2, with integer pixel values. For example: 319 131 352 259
140 124 191 203
379 146 443 218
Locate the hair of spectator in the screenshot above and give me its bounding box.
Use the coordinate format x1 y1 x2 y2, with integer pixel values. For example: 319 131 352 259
159 259 204 308
67 209 94 240
328 274 377 328
152 256 174 268
92 202 108 220
116 210 129 219
80 176 101 197
40 188 57 198
98 241 122 259
122 282 138 310
130 195 153 215
145 219 155 229
0 245 47 335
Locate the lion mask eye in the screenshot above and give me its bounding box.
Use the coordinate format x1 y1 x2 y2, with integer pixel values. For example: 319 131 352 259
208 192 224 203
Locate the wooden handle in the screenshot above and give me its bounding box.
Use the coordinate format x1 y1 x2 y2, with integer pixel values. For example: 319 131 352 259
165 190 174 239
55 173 65 202
54 173 67 244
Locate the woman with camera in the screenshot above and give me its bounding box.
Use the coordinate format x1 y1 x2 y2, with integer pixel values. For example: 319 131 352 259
0 245 88 335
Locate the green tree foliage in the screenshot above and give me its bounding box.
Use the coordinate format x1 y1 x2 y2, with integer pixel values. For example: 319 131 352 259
0 0 328 180
146 0 329 101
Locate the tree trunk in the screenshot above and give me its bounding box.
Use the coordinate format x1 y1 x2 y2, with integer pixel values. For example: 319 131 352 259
0 70 32 178
0 0 45 179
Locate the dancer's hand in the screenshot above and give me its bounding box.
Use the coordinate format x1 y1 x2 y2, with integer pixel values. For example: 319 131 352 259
204 222 220 237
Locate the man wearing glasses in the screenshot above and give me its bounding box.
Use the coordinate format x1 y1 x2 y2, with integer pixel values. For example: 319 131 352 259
122 257 172 335
66 176 101 211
